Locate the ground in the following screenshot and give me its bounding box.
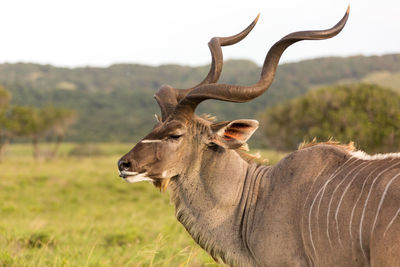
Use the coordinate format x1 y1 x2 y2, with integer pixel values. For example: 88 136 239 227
0 143 285 266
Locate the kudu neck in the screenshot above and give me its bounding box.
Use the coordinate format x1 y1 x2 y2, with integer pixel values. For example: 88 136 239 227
168 148 272 265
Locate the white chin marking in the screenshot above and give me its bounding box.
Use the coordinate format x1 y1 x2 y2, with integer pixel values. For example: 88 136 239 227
120 170 138 176
122 172 153 183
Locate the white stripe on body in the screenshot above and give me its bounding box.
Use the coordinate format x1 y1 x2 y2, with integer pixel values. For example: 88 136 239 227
304 165 329 257
308 186 324 257
315 157 356 239
349 162 386 241
371 171 400 236
306 156 354 257
334 161 373 245
384 207 400 237
359 160 399 261
326 160 363 247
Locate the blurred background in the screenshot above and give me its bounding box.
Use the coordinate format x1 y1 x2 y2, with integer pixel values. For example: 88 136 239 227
0 0 399 266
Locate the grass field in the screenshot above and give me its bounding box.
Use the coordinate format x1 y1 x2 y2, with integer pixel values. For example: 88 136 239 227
0 143 286 266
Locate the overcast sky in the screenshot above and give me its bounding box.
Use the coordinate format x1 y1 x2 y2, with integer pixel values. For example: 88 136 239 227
0 0 399 68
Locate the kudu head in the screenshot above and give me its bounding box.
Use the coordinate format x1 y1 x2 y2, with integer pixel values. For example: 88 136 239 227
118 8 349 191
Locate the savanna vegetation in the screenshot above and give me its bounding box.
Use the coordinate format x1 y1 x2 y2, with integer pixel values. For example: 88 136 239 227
1 54 400 145
1 53 400 266
0 143 285 266
0 86 76 160
261 83 400 153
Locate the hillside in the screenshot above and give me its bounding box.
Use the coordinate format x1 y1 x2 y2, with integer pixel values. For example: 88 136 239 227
2 54 400 144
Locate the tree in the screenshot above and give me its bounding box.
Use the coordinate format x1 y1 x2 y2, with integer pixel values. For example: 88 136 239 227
8 105 76 159
0 85 77 160
260 83 400 153
40 106 76 158
8 106 45 158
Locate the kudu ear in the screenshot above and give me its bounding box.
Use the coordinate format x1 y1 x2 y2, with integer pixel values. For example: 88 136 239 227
211 119 259 149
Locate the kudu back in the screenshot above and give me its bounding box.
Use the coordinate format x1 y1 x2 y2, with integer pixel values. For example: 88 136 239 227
118 7 400 266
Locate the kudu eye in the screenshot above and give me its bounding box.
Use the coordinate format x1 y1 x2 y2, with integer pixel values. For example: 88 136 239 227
168 134 183 140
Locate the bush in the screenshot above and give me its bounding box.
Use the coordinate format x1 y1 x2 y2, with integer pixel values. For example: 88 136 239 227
261 83 400 153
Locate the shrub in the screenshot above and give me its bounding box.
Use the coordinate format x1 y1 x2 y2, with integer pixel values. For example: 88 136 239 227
261 83 400 153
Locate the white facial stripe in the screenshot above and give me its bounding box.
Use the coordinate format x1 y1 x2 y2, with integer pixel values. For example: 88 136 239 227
141 139 162 143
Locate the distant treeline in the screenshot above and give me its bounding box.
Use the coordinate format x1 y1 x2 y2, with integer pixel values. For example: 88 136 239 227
1 54 400 146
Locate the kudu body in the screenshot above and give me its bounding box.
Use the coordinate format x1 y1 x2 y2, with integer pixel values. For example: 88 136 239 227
118 7 400 266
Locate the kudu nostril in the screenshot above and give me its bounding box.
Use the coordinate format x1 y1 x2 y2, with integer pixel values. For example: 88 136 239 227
118 159 131 171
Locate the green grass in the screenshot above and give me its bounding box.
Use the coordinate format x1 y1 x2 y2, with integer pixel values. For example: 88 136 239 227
0 143 285 266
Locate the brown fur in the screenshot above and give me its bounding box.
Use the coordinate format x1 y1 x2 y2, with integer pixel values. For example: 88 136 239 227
236 150 269 165
200 113 217 122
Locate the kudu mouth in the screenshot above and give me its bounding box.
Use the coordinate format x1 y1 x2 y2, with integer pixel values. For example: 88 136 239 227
118 143 175 191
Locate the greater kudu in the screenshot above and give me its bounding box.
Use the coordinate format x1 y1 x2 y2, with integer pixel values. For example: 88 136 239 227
118 7 400 266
